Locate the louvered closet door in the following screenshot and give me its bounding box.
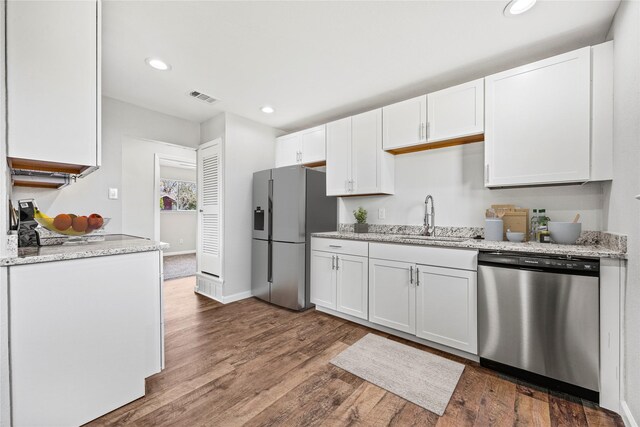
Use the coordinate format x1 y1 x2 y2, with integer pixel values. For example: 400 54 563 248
198 141 222 277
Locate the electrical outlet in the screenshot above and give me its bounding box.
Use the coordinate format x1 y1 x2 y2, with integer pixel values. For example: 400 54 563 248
108 188 118 200
179 238 184 244
378 208 386 220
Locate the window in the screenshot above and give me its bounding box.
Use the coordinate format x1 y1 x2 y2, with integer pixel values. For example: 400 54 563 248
160 179 197 211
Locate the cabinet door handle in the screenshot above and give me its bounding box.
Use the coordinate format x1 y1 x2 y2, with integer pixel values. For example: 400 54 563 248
331 255 335 270
350 180 355 192
416 267 420 286
335 256 340 270
485 164 489 184
426 122 430 140
329 244 342 248
345 180 349 192
410 266 414 284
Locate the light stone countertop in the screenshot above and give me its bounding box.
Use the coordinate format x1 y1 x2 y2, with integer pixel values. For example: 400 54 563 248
312 231 627 259
0 234 169 266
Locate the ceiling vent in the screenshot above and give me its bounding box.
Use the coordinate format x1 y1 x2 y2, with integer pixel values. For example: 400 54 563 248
188 90 219 104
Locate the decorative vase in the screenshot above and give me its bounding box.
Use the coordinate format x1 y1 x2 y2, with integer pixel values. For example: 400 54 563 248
354 223 369 233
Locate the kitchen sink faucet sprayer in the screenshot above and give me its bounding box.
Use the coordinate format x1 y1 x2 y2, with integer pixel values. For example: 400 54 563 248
424 195 435 236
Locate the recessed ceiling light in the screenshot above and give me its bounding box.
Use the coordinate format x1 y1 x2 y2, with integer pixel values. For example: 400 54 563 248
504 0 537 16
145 57 171 71
261 105 275 114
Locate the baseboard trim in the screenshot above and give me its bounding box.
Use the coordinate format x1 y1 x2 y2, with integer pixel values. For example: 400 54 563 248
193 289 253 305
163 250 196 257
222 291 253 304
621 401 638 427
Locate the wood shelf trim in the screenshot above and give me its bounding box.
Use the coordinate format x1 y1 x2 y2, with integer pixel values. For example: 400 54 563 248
386 133 484 155
8 157 89 174
12 181 64 189
302 160 327 168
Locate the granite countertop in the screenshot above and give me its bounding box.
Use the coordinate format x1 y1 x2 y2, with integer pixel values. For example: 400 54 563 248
1 234 170 266
312 231 627 259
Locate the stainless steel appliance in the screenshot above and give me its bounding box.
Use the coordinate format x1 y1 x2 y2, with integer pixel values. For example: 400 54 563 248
252 165 337 310
17 199 41 248
478 252 600 401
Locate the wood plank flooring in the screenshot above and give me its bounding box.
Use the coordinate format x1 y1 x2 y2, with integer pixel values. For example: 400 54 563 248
87 277 624 427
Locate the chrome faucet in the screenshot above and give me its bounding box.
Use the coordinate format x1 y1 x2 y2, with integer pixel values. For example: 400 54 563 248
424 195 435 236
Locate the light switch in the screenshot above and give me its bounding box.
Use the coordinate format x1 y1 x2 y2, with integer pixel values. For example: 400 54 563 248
108 188 119 200
378 208 386 220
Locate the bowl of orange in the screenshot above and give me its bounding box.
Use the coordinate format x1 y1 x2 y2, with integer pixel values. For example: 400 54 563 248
34 210 110 236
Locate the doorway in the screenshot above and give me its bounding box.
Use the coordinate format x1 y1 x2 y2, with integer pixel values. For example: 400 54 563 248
154 154 198 280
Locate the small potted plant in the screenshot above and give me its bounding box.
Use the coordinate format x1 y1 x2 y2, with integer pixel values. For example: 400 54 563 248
353 207 368 233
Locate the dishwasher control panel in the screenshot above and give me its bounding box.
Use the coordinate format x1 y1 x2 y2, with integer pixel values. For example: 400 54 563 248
479 252 600 274
519 257 599 272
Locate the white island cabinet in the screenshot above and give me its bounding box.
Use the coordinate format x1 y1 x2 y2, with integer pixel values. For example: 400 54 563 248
1 249 164 427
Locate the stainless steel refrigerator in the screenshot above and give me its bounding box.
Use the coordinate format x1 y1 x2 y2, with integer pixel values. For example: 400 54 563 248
252 165 337 310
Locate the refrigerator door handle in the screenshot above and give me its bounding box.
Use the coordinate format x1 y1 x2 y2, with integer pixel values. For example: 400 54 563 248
267 242 273 283
268 178 274 240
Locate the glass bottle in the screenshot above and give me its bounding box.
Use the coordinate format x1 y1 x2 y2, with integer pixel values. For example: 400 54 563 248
530 209 539 241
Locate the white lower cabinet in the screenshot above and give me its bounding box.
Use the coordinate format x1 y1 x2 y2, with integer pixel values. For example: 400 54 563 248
336 254 369 320
310 250 337 310
416 265 478 354
369 258 416 334
310 239 368 320
7 252 163 426
312 238 479 355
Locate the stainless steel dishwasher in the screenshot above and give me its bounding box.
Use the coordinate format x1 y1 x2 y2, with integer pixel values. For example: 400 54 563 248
478 252 599 402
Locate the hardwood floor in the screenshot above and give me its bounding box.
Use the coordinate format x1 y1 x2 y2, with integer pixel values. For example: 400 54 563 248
88 277 624 427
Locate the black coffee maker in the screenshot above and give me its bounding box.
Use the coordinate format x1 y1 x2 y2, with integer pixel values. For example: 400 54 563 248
17 199 41 248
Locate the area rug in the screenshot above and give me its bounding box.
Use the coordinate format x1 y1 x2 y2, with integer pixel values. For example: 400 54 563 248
330 333 464 416
163 253 197 280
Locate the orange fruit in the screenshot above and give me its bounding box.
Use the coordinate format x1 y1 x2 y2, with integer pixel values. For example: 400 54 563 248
72 216 89 232
53 214 72 230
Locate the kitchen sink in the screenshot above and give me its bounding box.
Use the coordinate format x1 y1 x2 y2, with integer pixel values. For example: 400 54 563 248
397 235 470 243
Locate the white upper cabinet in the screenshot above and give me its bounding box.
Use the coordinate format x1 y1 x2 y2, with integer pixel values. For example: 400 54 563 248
382 95 427 151
300 126 326 165
275 134 301 168
326 109 394 196
326 117 352 195
352 109 383 195
275 125 326 168
427 78 484 143
7 0 100 174
485 47 593 187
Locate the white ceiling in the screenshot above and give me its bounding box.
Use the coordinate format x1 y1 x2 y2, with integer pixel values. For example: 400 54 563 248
102 0 620 132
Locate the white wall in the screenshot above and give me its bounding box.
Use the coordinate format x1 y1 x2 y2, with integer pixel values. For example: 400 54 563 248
122 139 196 240
12 97 200 235
160 165 197 254
339 142 605 230
0 2 10 425
200 112 277 298
603 1 640 422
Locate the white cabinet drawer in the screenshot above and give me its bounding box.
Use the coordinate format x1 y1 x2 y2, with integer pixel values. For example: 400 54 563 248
369 242 477 271
311 238 368 257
